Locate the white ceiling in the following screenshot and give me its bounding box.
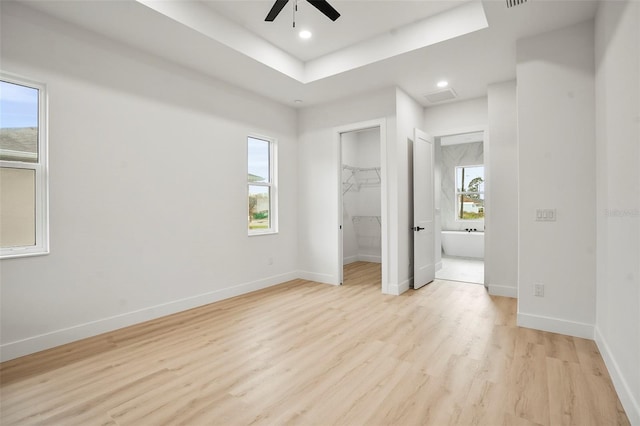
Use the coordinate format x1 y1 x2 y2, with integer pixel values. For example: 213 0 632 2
16 0 599 108
203 0 468 61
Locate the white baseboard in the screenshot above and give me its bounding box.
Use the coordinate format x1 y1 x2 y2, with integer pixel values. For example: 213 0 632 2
297 270 337 285
517 312 594 339
435 261 442 271
595 327 640 426
343 255 381 264
403 278 413 293
0 271 298 362
385 282 398 295
358 254 381 263
343 256 359 265
488 284 517 298
387 279 411 295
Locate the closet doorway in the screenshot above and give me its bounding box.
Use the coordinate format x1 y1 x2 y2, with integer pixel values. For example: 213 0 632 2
339 125 384 290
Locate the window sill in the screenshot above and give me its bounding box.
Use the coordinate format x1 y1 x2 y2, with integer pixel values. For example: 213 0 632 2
1 248 50 260
248 230 278 237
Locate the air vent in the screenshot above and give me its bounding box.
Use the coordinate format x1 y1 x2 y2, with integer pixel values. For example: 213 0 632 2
506 0 527 8
424 88 457 104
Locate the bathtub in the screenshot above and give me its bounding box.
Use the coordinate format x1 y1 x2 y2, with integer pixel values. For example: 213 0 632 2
441 230 484 259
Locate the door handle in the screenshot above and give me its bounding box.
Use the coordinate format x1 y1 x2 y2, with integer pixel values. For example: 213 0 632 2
413 226 425 231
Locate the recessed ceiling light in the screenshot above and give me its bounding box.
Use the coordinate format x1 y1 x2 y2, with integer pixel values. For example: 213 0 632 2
294 99 303 104
299 30 312 39
437 80 449 88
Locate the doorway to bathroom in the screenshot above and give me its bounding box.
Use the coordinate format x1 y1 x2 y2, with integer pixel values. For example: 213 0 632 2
434 131 485 285
340 126 382 289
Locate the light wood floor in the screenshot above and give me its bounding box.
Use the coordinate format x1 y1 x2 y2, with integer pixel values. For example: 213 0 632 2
0 262 629 425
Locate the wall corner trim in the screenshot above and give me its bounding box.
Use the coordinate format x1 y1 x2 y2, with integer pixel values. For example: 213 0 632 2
386 279 410 295
488 284 517 298
595 327 640 425
517 312 594 339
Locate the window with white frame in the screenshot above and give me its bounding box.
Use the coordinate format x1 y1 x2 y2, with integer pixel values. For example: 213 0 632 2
455 165 484 220
0 73 49 258
247 135 277 235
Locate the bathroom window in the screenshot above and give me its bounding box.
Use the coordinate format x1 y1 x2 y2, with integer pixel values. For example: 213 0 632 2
247 135 277 235
455 165 484 220
0 73 49 258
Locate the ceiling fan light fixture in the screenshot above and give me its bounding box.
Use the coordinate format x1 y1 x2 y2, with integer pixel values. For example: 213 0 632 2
299 30 312 39
265 0 340 22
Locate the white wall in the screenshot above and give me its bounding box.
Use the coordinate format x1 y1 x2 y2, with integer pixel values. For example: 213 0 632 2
486 81 518 298
434 140 443 269
395 88 425 293
516 21 596 338
0 4 299 361
423 97 488 137
594 1 640 423
297 88 396 286
298 88 421 294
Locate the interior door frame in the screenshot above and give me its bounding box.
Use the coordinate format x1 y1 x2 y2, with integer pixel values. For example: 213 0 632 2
335 118 388 293
433 125 488 287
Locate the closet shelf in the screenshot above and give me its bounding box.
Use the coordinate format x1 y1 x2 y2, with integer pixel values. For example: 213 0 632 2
352 215 381 226
342 165 381 194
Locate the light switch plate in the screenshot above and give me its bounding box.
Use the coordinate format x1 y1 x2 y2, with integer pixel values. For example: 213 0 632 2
536 209 557 221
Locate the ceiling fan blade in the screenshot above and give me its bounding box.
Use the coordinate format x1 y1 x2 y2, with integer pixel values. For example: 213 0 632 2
265 0 289 21
306 0 340 21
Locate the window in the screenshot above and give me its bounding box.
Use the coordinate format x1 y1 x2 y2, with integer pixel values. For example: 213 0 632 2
0 74 48 258
247 135 277 235
455 165 484 220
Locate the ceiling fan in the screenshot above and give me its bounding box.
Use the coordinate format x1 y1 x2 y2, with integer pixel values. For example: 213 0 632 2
265 0 341 23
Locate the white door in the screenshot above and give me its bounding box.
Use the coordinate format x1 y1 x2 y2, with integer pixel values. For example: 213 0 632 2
413 129 435 289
